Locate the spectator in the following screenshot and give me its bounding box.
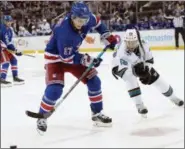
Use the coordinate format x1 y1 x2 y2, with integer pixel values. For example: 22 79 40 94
2 1 184 34
25 18 33 33
164 12 185 50
18 26 32 37
31 26 38 36
51 19 59 30
150 16 160 29
40 19 52 35
138 17 150 30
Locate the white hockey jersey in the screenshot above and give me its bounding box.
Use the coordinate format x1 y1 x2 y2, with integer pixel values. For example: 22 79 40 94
112 40 153 71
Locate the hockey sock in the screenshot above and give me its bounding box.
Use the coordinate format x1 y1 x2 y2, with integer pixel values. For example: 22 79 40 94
39 84 63 114
0 62 9 80
128 87 143 105
10 57 18 77
151 76 176 100
87 76 103 114
122 68 143 105
11 65 18 77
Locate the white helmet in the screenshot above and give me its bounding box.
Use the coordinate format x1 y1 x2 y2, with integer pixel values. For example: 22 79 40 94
124 29 139 51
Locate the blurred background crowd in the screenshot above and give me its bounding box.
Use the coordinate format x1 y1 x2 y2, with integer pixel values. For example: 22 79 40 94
0 1 185 37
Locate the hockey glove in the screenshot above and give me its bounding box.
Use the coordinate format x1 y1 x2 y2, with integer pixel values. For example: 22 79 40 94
133 62 149 78
15 49 22 56
139 67 159 85
81 54 102 68
101 32 117 50
15 52 22 56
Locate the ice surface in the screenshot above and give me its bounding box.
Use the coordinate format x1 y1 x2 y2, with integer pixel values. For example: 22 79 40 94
1 50 184 148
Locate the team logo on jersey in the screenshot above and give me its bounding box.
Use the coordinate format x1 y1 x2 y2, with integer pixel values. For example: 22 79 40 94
120 59 128 65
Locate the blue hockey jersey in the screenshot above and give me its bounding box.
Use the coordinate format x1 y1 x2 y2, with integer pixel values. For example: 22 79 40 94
45 14 109 64
0 23 16 51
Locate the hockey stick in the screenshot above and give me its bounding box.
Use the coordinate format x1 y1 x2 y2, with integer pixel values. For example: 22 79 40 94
22 53 36 58
7 49 36 58
134 27 146 60
25 45 110 119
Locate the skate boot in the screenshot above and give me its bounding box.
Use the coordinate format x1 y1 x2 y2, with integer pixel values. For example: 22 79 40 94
37 119 47 135
13 76 25 85
92 111 112 127
136 103 148 118
170 98 184 107
0 78 12 87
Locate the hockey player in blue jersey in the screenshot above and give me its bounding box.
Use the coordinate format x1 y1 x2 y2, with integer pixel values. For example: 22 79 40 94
0 15 24 87
36 2 117 133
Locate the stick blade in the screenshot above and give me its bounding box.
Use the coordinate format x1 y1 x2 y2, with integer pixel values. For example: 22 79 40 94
25 110 45 119
25 110 54 119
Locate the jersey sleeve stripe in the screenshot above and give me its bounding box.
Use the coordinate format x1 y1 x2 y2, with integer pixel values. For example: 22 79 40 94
92 14 101 29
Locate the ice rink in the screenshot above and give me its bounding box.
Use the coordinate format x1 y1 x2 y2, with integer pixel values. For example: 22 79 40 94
1 50 184 148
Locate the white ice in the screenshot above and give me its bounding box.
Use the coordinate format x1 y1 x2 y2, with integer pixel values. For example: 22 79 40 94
1 50 184 148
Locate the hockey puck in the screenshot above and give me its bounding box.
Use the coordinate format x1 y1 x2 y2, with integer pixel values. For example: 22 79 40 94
10 145 17 149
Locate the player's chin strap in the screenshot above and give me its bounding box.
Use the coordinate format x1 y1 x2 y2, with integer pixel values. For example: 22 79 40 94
25 45 111 119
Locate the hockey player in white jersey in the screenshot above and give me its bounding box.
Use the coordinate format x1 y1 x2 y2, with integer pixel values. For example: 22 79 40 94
112 29 184 116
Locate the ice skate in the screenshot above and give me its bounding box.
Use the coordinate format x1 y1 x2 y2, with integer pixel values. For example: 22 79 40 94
37 119 47 135
136 103 148 118
92 111 112 127
170 98 184 107
0 78 12 87
13 76 25 85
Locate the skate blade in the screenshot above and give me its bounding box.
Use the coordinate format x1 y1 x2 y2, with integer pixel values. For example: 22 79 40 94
93 121 112 127
13 82 25 85
170 99 184 107
178 104 184 108
177 103 184 108
1 84 12 88
140 114 147 118
36 128 45 136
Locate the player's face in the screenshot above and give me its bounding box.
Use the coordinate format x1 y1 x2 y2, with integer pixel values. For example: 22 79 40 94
5 21 13 27
125 40 139 51
72 17 89 29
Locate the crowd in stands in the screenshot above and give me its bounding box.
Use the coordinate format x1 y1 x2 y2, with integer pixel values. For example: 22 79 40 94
0 1 184 37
